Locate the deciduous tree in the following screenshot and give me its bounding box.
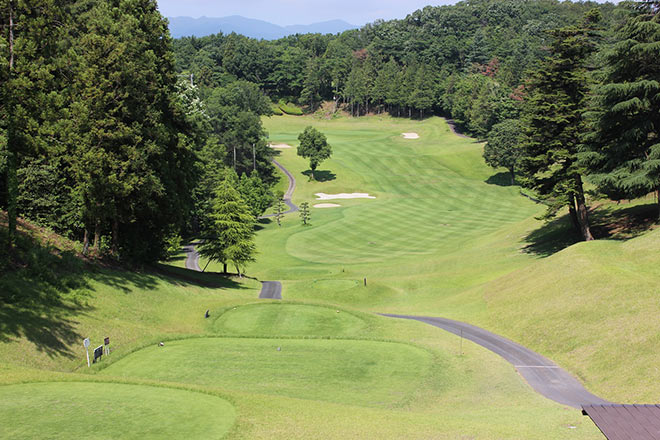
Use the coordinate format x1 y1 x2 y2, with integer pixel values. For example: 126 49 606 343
297 126 332 181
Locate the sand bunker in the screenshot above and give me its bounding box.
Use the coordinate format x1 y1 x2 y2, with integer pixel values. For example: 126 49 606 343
314 203 341 208
269 143 293 149
315 193 376 200
402 133 420 139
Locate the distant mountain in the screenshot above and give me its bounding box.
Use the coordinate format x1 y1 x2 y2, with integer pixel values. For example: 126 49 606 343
167 16 358 40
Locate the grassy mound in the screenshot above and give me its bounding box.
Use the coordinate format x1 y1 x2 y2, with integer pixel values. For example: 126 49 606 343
100 337 434 407
213 302 368 336
0 382 235 439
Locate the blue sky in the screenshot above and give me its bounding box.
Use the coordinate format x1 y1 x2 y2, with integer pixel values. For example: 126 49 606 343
156 0 618 26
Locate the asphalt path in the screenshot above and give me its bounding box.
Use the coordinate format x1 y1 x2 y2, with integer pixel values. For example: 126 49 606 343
261 158 298 218
183 244 201 272
382 314 611 409
259 281 283 299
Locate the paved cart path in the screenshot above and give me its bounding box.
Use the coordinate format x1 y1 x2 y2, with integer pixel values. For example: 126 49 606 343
261 159 298 218
183 244 201 272
382 314 611 409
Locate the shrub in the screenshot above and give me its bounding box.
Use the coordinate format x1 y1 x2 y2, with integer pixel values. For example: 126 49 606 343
278 100 303 116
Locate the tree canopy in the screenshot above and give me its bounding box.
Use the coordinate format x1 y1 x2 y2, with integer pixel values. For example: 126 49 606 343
297 126 332 181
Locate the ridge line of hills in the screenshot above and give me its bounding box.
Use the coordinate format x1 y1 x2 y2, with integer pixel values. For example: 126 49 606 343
167 15 359 40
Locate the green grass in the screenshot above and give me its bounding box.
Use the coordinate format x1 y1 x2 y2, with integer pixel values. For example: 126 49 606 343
1 113 631 439
212 302 368 336
100 337 434 407
0 382 235 439
244 115 540 315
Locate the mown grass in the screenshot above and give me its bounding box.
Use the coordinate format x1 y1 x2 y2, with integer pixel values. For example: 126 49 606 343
0 114 619 439
0 381 235 440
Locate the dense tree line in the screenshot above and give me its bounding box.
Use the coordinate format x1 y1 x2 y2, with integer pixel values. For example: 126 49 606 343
485 2 660 241
173 0 620 135
0 0 273 264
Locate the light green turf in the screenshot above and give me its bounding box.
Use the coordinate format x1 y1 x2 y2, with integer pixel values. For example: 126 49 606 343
231 115 542 317
212 302 369 336
0 382 235 439
1 114 615 439
100 337 433 407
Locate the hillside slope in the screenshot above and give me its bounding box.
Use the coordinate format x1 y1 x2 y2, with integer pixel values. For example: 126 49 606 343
476 227 660 403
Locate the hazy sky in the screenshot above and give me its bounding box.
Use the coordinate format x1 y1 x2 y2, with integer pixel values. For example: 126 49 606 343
156 0 619 26
156 0 464 26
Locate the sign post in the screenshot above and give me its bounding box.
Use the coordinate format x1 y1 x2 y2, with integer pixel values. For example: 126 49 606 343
83 338 90 367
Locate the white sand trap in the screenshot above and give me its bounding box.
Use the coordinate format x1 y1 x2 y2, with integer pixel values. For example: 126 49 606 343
315 193 376 200
269 143 293 149
314 203 341 208
402 132 420 139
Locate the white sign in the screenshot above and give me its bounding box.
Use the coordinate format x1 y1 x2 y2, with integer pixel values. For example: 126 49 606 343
83 338 91 367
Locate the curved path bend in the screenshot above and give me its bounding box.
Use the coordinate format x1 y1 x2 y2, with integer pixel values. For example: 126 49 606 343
382 314 611 409
261 159 298 218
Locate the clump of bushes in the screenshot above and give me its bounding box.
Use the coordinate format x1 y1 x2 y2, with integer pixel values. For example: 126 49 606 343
271 104 284 115
278 100 303 116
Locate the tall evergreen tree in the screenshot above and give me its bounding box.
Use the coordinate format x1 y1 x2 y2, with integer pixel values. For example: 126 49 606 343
0 0 68 248
583 3 660 215
198 175 256 274
69 0 196 261
519 15 601 241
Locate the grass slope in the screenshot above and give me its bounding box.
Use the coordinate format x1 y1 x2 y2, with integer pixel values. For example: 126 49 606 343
477 227 660 403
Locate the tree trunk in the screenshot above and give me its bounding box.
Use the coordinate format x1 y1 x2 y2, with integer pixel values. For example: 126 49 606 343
366 100 369 115
508 167 515 185
112 217 119 255
409 107 412 118
83 228 90 255
93 218 101 253
223 262 227 274
656 188 660 219
6 2 16 249
574 178 594 241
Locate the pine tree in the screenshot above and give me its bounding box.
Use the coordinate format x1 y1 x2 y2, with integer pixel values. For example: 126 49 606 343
299 201 310 226
583 4 660 215
198 175 256 274
519 17 600 241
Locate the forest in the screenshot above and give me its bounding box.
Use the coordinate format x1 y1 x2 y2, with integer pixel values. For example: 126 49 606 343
1 0 659 264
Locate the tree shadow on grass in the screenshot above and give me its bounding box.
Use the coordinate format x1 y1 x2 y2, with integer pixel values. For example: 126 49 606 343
521 214 581 257
0 223 249 358
589 202 659 241
485 171 515 187
0 232 94 358
152 264 247 290
302 169 336 182
522 202 659 257
255 217 272 232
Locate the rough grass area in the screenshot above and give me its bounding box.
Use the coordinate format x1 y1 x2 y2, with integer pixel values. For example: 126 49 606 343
0 382 235 439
